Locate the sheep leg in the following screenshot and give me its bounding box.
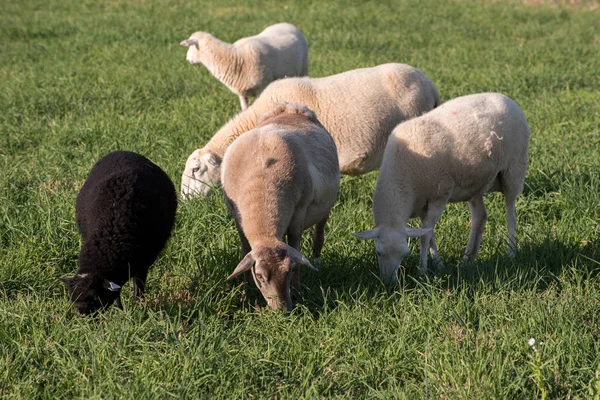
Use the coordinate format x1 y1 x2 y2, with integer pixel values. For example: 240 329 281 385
428 233 444 270
240 238 253 285
419 202 446 275
287 232 302 295
233 219 253 284
239 95 249 111
464 196 487 260
505 195 518 258
286 223 305 296
132 273 147 301
311 214 330 265
500 166 524 258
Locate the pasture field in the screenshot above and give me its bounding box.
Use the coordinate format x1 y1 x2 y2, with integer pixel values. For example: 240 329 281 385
1 0 599 398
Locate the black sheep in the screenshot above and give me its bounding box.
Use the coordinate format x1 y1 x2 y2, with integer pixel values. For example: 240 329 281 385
59 151 177 314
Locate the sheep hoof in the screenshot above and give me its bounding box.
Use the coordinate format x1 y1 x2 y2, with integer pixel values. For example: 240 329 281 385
431 259 445 274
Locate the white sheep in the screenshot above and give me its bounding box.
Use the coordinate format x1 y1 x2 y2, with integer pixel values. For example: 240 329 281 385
181 63 440 198
222 103 340 311
353 93 530 284
180 23 308 110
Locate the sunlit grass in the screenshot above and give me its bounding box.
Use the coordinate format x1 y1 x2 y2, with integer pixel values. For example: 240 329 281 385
1 0 599 397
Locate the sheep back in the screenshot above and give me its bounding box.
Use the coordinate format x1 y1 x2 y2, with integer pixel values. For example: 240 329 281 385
233 23 309 95
232 63 439 174
382 93 530 203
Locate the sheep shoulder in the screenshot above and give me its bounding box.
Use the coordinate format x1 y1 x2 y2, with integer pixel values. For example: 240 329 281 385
206 81 316 155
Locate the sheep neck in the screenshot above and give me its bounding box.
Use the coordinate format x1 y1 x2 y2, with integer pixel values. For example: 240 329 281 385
199 36 245 95
373 174 415 232
206 108 260 156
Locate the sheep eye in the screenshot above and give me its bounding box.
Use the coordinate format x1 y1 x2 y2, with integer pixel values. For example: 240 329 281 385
192 167 199 174
376 251 384 258
255 272 266 282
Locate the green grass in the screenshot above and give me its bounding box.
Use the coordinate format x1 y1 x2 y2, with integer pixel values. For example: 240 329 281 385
1 0 600 398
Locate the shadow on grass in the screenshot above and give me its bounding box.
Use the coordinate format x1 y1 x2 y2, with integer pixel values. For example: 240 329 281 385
523 168 598 197
300 235 600 317
137 234 600 321
143 245 271 321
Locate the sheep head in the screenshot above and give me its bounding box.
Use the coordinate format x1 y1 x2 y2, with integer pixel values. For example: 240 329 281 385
181 148 222 199
180 32 211 65
227 243 317 311
352 226 430 285
58 274 122 315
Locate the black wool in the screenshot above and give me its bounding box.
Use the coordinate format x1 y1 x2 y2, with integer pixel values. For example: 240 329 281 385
60 151 177 314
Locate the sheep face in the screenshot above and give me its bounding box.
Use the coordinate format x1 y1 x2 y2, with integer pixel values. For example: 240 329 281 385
252 246 295 311
58 274 121 315
353 227 430 285
228 243 317 311
181 148 222 199
180 33 207 65
353 227 408 285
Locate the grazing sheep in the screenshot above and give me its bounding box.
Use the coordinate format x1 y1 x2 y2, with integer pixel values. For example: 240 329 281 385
59 151 177 314
181 63 440 198
180 23 308 110
222 103 340 311
353 93 530 284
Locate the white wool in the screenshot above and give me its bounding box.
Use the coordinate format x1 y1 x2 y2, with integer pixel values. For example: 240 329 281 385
181 63 440 198
181 23 308 110
354 93 531 284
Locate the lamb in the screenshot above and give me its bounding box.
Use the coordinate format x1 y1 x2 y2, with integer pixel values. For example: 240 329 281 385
180 23 308 110
181 63 440 198
222 103 340 311
59 151 177 314
353 93 530 284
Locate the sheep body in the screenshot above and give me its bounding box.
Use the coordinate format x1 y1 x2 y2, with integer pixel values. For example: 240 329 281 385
354 93 530 284
222 103 340 311
182 63 440 197
60 151 177 314
181 23 308 110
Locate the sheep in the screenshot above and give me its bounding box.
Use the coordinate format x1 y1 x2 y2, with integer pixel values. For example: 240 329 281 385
59 151 177 314
181 63 440 198
222 103 340 311
353 93 530 284
180 23 309 111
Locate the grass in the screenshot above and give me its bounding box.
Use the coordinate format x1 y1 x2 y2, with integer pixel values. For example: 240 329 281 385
1 0 599 398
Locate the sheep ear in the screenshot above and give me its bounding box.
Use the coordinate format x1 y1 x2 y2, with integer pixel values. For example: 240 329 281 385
205 153 222 168
180 39 198 48
288 247 318 272
103 280 121 292
228 253 255 280
352 228 379 240
405 227 432 237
